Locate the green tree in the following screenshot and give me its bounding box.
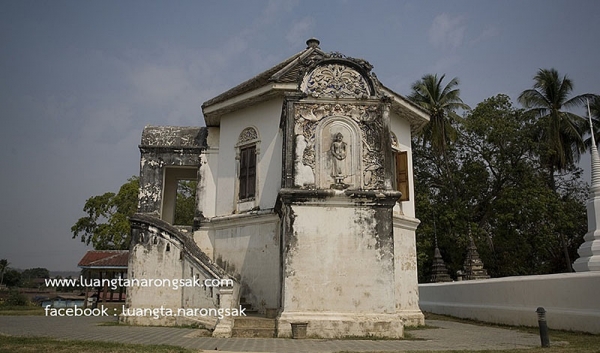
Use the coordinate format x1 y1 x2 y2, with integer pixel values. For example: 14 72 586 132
409 74 470 201
4 290 29 306
408 74 470 156
20 267 50 288
2 269 21 287
0 259 8 286
414 95 587 281
585 95 600 148
72 176 198 248
71 176 139 250
174 180 197 226
518 69 596 271
21 268 49 279
518 68 595 190
590 95 600 120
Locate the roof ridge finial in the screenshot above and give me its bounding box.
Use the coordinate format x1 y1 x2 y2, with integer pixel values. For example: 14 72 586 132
306 37 320 49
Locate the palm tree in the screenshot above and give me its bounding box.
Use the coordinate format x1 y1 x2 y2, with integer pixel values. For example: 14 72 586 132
518 68 595 190
408 74 470 156
518 68 596 272
409 74 470 201
585 95 600 149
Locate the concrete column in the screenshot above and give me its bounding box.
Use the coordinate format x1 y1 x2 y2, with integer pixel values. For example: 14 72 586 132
213 287 235 338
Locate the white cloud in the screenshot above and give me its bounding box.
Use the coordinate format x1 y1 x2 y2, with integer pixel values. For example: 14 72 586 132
261 0 300 25
429 13 467 51
286 17 316 46
471 25 500 45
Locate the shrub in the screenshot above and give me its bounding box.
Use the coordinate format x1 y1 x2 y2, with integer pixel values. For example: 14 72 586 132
4 290 29 306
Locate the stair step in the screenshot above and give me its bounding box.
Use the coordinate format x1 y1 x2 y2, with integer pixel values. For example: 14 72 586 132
233 316 276 329
232 327 276 338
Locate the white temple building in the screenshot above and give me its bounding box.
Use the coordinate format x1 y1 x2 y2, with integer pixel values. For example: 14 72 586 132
124 38 429 338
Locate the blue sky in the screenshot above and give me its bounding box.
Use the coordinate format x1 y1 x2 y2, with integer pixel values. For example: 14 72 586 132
1 0 599 271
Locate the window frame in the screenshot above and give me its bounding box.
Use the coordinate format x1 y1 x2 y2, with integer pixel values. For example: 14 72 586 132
238 144 257 200
235 127 260 206
394 150 409 202
391 132 409 202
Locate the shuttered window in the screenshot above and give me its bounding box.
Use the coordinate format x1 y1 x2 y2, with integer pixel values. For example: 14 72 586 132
239 145 256 200
395 151 409 201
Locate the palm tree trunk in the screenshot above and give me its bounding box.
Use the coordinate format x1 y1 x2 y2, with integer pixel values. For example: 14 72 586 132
547 166 573 272
441 150 459 200
559 232 573 272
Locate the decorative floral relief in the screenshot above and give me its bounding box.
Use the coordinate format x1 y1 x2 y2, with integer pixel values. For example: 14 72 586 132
295 103 379 123
301 122 317 169
294 103 385 189
302 64 370 98
390 132 400 151
238 127 258 144
361 120 385 189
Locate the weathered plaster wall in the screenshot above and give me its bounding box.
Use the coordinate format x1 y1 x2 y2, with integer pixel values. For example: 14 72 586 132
194 99 283 314
390 111 415 218
138 126 205 217
419 272 600 334
278 193 406 338
209 213 280 313
125 214 240 335
393 214 423 325
126 229 219 327
197 127 220 220
215 98 283 216
282 202 395 312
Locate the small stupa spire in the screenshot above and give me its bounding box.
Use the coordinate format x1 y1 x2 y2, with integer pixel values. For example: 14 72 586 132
573 99 600 271
462 227 490 280
430 218 452 282
588 100 600 194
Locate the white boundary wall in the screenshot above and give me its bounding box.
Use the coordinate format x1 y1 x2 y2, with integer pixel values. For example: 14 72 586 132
419 272 600 334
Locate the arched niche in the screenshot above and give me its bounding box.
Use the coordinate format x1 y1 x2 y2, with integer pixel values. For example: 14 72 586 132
315 116 362 189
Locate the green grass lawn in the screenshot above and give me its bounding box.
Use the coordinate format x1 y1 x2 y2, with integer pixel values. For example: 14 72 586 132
0 303 123 316
0 305 45 316
0 311 598 353
0 335 198 353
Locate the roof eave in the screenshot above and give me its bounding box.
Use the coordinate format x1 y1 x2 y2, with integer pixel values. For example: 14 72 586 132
202 83 298 126
379 86 430 133
78 265 128 270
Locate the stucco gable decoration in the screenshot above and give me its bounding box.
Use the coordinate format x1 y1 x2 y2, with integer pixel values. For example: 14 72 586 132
140 125 206 149
301 63 372 99
237 127 259 145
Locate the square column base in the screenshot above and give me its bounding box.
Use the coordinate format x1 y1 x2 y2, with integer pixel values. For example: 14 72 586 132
276 311 404 338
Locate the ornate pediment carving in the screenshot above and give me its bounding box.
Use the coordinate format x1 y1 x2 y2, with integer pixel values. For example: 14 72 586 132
237 127 258 145
301 64 372 99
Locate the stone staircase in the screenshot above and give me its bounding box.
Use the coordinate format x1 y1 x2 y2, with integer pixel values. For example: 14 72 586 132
239 297 258 315
232 315 276 338
231 298 276 338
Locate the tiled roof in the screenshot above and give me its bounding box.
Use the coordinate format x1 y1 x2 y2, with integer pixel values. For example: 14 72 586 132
200 38 430 130
78 250 129 268
201 47 315 109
